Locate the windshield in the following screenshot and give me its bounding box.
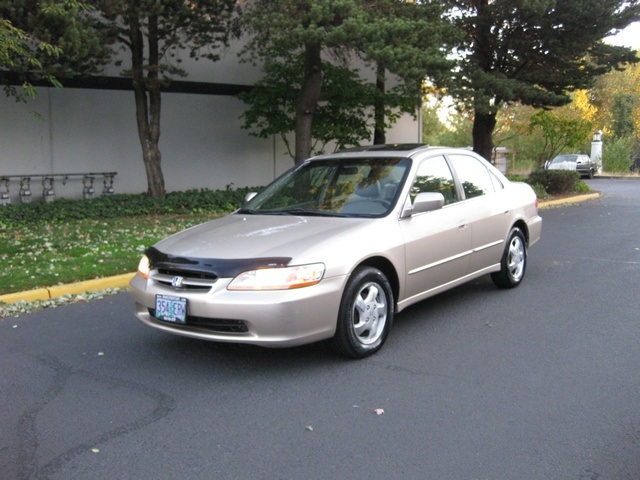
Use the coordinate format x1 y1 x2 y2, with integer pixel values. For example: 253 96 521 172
551 155 577 164
239 157 411 218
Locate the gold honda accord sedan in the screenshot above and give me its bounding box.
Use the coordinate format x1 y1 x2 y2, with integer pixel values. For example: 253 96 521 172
130 144 542 358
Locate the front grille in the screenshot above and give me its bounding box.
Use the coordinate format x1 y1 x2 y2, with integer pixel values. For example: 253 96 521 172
158 268 218 281
149 309 248 334
151 269 218 291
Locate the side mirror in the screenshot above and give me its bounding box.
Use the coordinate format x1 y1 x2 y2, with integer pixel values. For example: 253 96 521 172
244 192 258 202
400 192 445 218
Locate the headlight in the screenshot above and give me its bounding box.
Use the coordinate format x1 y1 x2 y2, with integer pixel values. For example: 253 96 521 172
137 254 151 279
228 263 325 291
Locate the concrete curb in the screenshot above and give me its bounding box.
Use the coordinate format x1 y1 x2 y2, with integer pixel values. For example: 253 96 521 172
538 192 600 208
0 273 135 305
0 192 602 306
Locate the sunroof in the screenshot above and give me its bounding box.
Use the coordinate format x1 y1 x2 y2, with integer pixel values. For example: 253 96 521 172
339 143 428 153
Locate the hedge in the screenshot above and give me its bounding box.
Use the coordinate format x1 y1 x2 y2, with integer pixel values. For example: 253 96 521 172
527 170 582 195
0 186 260 227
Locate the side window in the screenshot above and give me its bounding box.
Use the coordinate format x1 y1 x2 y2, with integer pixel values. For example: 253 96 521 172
411 155 458 205
448 154 495 199
489 170 504 192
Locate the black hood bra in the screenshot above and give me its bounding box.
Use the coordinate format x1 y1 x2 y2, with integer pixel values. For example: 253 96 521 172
145 247 292 279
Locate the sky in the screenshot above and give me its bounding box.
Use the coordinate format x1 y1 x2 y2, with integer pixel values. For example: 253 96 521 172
605 22 640 50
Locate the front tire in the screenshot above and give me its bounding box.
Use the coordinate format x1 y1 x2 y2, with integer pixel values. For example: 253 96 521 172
491 227 527 289
332 267 394 359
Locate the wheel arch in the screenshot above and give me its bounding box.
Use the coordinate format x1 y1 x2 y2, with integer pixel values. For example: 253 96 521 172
512 219 530 246
354 256 400 310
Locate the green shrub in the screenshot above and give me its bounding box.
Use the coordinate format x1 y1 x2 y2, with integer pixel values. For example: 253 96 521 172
530 183 550 200
0 186 260 227
527 170 581 195
505 174 526 183
602 136 634 173
572 180 590 193
506 173 552 199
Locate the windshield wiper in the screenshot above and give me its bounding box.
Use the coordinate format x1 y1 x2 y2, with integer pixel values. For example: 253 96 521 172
238 207 346 217
236 208 260 215
273 207 345 217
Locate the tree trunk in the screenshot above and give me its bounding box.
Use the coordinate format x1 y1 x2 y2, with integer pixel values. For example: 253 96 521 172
470 0 497 163
373 61 386 145
128 8 166 198
472 110 497 162
294 42 322 164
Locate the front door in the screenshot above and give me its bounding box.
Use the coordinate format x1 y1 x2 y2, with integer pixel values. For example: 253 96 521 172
399 155 472 307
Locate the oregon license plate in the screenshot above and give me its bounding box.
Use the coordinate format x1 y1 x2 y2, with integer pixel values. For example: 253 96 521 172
155 295 187 324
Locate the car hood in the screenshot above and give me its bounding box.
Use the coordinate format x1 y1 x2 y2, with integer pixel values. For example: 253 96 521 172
153 213 374 262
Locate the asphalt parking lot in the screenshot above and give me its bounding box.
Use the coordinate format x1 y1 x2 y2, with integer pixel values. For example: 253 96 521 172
1 177 639 480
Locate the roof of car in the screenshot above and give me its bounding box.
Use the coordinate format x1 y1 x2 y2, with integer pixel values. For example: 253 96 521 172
339 143 429 152
310 144 439 160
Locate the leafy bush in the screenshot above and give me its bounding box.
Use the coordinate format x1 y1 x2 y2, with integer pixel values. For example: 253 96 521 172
505 174 526 183
572 180 590 193
602 136 634 173
0 186 260 227
527 170 581 195
530 183 550 200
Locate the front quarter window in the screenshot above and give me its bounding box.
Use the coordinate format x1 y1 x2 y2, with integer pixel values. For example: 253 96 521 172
410 155 458 205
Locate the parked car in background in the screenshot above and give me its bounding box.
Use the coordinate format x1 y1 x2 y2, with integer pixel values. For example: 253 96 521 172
546 153 596 178
130 144 542 358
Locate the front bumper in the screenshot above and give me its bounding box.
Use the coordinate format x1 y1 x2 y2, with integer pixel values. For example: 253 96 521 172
576 165 594 176
130 273 347 347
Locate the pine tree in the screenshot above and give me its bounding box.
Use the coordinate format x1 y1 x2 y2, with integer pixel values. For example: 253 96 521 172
446 0 640 161
1 0 110 101
91 0 237 198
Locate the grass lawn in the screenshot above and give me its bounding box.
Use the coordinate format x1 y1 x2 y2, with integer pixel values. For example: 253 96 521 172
0 173 598 298
0 213 216 296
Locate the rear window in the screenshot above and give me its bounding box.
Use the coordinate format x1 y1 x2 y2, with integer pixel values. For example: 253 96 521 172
448 154 497 199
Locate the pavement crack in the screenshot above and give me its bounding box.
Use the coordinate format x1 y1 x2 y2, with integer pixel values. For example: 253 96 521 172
16 354 176 480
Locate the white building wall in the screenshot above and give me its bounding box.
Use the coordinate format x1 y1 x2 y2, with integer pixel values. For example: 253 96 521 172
0 48 420 202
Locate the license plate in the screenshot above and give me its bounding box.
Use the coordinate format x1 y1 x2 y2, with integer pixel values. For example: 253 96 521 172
155 295 187 324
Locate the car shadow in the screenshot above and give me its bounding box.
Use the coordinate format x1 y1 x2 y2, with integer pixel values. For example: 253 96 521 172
147 329 345 373
141 276 499 373
394 275 497 328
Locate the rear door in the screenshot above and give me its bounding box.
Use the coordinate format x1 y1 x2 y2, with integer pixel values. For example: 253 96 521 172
447 153 511 274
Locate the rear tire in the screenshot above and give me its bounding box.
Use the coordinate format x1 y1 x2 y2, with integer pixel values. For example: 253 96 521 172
331 267 394 359
491 227 527 289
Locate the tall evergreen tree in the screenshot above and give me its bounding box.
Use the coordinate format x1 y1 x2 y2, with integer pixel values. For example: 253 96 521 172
339 0 459 144
239 55 379 158
241 0 457 162
1 0 111 101
241 0 361 164
92 0 237 198
447 0 640 161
